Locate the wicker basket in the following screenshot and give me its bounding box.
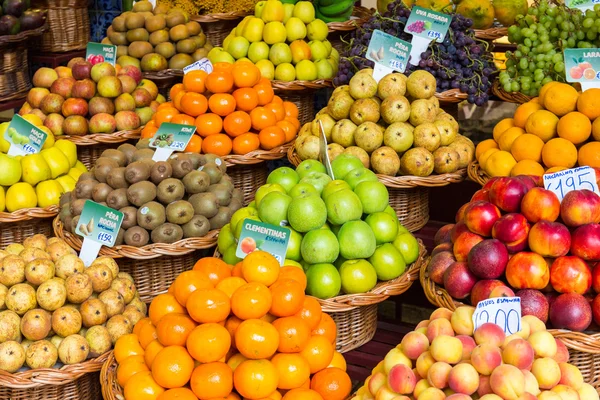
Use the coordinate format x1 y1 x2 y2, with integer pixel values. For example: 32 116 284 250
142 72 183 99
419 255 464 311
327 6 373 53
467 160 491 186
64 128 143 169
0 45 32 102
474 26 508 40
0 206 59 248
223 140 294 167
435 89 469 105
100 352 122 400
0 21 47 47
191 11 249 48
272 79 333 125
0 351 108 400
492 80 533 104
547 330 600 392
227 162 269 205
31 0 89 52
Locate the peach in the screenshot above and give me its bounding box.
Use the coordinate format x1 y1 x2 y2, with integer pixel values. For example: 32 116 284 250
558 362 583 390
474 323 506 347
480 395 503 400
416 327 428 335
522 315 546 334
538 391 564 400
444 388 455 397
553 339 569 363
528 331 557 358
520 393 540 400
448 363 479 395
431 308 454 321
388 364 417 394
417 320 431 329
471 344 502 375
384 348 412 373
478 375 493 396
414 379 431 398
418 387 446 400
456 335 476 361
502 338 534 370
523 370 541 395
432 243 453 256
401 331 430 360
577 383 599 400
490 364 525 400
426 319 455 343
446 394 472 400
451 306 475 336
417 351 436 379
427 362 452 389
372 361 385 374
532 358 561 389
515 320 531 340
430 336 463 364
551 385 580 400
504 333 522 346
376 385 403 400
369 372 387 395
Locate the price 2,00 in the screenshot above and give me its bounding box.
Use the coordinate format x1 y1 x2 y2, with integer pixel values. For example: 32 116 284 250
475 308 521 335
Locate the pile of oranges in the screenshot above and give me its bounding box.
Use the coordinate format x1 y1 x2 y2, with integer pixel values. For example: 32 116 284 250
112 251 351 400
140 62 301 157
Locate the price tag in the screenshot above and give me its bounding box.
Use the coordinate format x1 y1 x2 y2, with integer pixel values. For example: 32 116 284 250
543 166 600 202
473 297 522 335
76 200 124 266
318 120 334 180
366 29 412 82
405 7 451 66
236 219 291 266
184 58 213 75
148 123 196 161
4 115 47 156
566 0 597 11
86 42 117 66
564 48 600 91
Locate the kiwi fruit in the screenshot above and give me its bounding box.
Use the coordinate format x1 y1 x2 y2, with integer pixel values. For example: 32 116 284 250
188 192 219 218
150 161 172 184
209 207 233 230
137 201 166 230
199 162 222 184
75 179 98 199
203 155 227 173
166 200 194 225
166 12 186 28
112 16 126 32
145 15 166 32
78 172 95 182
149 29 169 46
182 170 210 194
207 184 232 206
125 161 151 184
132 148 154 161
218 175 235 192
118 206 137 230
232 187 243 202
228 198 243 213
186 153 205 169
70 199 87 216
117 143 137 164
132 0 153 12
157 178 185 204
60 203 71 220
186 21 202 36
101 149 127 167
182 215 210 238
115 229 125 246
155 42 176 60
125 13 145 30
135 139 152 150
60 193 70 207
128 41 154 59
71 216 80 233
168 155 193 179
106 189 130 210
139 158 156 171
70 190 78 204
94 158 119 183
124 226 149 247
63 214 73 232
106 167 129 189
151 223 183 244
127 181 157 207
169 53 194 69
92 183 113 203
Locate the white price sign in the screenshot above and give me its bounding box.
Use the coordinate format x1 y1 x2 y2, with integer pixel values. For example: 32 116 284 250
473 297 522 335
184 58 213 75
543 166 600 202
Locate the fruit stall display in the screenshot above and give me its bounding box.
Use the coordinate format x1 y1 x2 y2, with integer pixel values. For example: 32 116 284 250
217 160 426 352
0 235 145 399
101 251 353 400
352 306 599 400
470 82 600 184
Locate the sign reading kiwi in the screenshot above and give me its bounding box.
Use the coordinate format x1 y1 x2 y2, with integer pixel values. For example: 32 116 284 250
86 42 118 66
77 200 124 266
148 122 196 161
5 114 48 156
236 219 291 266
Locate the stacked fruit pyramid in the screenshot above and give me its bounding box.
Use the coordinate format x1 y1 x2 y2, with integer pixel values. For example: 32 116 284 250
0 235 144 372
475 82 600 178
112 252 351 400
353 306 599 400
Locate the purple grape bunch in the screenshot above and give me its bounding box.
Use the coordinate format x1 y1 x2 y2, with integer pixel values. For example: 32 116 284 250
407 20 426 33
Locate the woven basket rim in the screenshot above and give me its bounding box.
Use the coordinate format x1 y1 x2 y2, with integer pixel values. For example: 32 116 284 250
473 26 508 40
435 88 468 104
271 79 333 92
0 351 109 389
467 161 490 186
223 140 294 166
191 10 250 23
100 351 119 400
492 80 533 104
142 70 183 80
53 216 219 259
0 205 59 222
419 255 465 311
61 127 142 146
0 21 47 47
327 6 373 32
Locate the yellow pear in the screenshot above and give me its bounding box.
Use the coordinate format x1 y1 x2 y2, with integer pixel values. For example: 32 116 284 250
0 186 5 212
40 147 70 179
56 175 77 193
41 128 55 150
261 0 284 22
236 16 253 36
74 160 88 172
36 179 64 208
68 167 83 181
0 122 10 153
242 17 265 43
6 182 37 212
53 140 78 168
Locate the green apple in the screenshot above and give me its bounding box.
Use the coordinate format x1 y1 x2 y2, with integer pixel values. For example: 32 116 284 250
242 17 265 43
254 0 266 17
261 0 285 22
222 33 235 54
308 40 329 61
305 263 341 299
365 212 399 244
217 223 236 254
354 181 389 214
288 182 319 198
263 21 287 45
299 171 332 195
321 179 351 200
230 206 259 235
337 220 376 259
295 59 317 80
222 244 242 265
307 19 328 41
344 167 378 189
296 159 326 179
284 259 303 268
369 243 406 281
292 0 315 24
392 232 420 264
267 166 300 192
258 191 292 227
327 58 337 74
331 154 364 180
275 63 296 81
236 57 252 64
256 59 275 80
322 39 332 55
285 17 307 41
282 3 294 23
339 259 378 294
315 59 334 79
287 193 327 232
301 229 339 264
384 205 399 222
255 183 286 207
285 228 303 261
248 41 270 63
237 16 253 36
227 36 250 59
269 43 292 65
212 51 235 64
325 189 363 225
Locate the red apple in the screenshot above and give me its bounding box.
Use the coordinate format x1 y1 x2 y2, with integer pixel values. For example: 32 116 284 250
118 65 143 84
528 220 571 258
71 79 96 100
428 251 457 285
451 221 470 243
435 224 454 245
514 175 538 190
550 256 592 295
443 261 478 299
467 239 509 279
570 224 600 261
453 232 484 262
520 187 560 223
50 77 75 99
492 213 530 253
483 177 500 190
592 263 600 293
549 293 592 332
471 189 490 202
456 203 469 223
505 252 550 290
592 294 600 326
61 97 88 117
464 201 502 237
560 189 600 227
488 176 528 213
516 289 549 323
471 279 508 306
62 115 88 136
72 61 92 80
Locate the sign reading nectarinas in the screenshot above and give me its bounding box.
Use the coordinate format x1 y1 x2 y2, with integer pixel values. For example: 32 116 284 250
236 219 290 266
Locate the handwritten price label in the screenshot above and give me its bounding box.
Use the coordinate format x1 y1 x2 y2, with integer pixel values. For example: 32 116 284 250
543 166 600 202
427 31 443 40
184 58 213 75
473 297 522 335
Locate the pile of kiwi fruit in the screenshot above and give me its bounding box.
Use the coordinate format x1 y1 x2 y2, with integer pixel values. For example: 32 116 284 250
59 140 242 246
103 0 213 72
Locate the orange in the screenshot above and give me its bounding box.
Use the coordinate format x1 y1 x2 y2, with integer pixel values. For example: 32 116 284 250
170 83 185 102
232 63 261 88
233 88 259 112
281 388 323 400
276 120 297 143
265 102 285 121
193 257 232 286
134 318 153 336
497 126 524 152
242 251 280 286
206 70 235 94
225 395 242 400
232 262 244 278
510 160 545 177
114 333 145 363
225 315 244 347
209 93 237 117
117 355 149 387
484 150 517 177
546 166 568 173
577 88 600 120
157 388 198 400
216 276 248 298
172 270 213 307
578 142 600 168
327 351 347 371
542 138 578 169
269 279 305 317
310 367 351 400
145 340 165 369
186 288 231 324
195 113 223 137
250 107 277 131
593 116 600 141
285 117 301 131
493 118 515 142
271 353 310 390
235 318 280 359
272 316 311 353
557 111 592 145
186 323 231 363
513 102 543 128
279 267 306 291
271 95 283 104
311 313 337 344
190 362 233 400
543 83 579 116
227 353 248 372
151 345 195 389
155 108 180 126
184 134 202 153
183 70 208 93
172 114 196 126
124 370 165 400
224 111 252 137
213 62 234 72
538 81 560 105
142 123 159 139
156 313 197 347
294 297 322 330
300 335 334 374
254 82 275 106
259 126 286 150
510 133 544 162
232 133 261 155
139 323 158 349
157 102 175 111
181 92 208 117
202 133 233 156
173 91 187 112
524 109 559 142
261 313 278 324
475 139 499 161
283 102 299 119
234 359 279 399
481 148 502 170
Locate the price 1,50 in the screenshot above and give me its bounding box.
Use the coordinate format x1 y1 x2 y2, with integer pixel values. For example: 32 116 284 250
97 232 113 244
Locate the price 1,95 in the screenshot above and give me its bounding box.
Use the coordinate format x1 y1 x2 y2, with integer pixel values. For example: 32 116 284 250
97 232 113 244
427 30 442 40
